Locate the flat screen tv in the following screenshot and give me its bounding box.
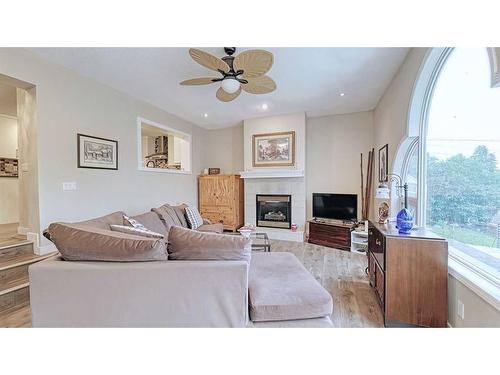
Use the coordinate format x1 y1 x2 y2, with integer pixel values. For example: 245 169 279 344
312 193 357 221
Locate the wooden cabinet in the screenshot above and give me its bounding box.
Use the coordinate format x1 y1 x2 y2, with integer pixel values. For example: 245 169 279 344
198 174 244 232
368 222 448 327
308 220 354 251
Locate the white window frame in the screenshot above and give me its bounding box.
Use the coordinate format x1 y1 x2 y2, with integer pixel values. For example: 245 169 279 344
136 117 192 175
396 48 500 308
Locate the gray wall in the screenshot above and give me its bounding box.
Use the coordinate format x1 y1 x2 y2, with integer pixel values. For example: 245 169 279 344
203 122 244 173
0 48 208 247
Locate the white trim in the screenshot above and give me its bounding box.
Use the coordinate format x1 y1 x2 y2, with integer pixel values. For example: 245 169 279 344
487 47 500 88
239 169 305 179
136 116 192 174
448 249 500 312
37 242 57 255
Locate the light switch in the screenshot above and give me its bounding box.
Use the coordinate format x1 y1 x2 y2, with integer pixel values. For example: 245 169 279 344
62 182 77 191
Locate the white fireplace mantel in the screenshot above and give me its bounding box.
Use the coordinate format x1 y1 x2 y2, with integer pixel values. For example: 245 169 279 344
239 169 305 179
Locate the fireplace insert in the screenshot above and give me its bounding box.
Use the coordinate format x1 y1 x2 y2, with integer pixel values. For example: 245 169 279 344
256 194 292 229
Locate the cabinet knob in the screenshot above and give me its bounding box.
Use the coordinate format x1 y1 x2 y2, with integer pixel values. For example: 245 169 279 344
375 239 381 246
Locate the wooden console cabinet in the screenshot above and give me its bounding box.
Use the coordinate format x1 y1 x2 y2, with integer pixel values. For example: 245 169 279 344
368 222 448 327
198 174 244 232
308 220 354 251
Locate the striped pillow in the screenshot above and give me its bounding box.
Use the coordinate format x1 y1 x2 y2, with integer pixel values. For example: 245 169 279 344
185 206 204 229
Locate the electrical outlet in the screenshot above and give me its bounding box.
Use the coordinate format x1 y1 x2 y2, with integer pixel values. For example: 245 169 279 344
62 182 77 191
457 299 465 319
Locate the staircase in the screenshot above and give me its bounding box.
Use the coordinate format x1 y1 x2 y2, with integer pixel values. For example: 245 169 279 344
0 229 56 328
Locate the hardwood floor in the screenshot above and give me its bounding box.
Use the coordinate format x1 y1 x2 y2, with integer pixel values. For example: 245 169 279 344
0 239 383 328
271 239 384 327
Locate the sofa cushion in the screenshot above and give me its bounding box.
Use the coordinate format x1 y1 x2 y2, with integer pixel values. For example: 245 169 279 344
168 226 251 262
185 206 204 229
196 223 224 234
248 252 333 322
76 211 126 230
110 224 164 239
47 222 168 262
130 211 169 238
153 204 188 229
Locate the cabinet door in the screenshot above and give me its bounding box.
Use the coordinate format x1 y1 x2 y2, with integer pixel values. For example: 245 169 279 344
199 176 234 207
375 262 385 309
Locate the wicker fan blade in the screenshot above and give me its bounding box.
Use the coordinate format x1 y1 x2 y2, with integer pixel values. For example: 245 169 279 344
189 48 230 73
241 75 276 94
233 50 274 78
216 87 241 102
180 77 218 85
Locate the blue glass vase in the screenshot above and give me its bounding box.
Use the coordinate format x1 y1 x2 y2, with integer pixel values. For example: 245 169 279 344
396 208 413 234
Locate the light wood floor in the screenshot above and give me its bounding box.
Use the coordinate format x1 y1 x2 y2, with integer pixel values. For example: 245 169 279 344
272 240 384 327
1 240 384 328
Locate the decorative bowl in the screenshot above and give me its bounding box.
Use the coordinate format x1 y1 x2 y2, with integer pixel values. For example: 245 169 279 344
238 227 254 238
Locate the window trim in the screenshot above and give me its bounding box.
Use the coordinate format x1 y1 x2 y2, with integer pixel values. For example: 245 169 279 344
136 116 192 174
399 47 500 309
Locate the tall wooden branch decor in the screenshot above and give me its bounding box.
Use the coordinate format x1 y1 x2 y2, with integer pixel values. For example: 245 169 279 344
360 148 375 221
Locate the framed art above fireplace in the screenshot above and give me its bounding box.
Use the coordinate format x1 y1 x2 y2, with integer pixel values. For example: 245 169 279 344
252 131 295 168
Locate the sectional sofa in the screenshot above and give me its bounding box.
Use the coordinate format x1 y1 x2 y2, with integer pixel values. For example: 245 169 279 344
29 205 333 327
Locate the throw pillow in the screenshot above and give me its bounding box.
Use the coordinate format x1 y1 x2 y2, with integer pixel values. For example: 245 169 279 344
184 206 204 229
123 214 149 230
168 226 251 262
110 224 164 239
46 223 168 262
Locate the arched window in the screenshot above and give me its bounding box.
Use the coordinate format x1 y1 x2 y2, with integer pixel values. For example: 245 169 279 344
396 48 500 286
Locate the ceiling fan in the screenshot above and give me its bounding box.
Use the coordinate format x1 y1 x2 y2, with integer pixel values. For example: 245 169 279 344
180 47 276 102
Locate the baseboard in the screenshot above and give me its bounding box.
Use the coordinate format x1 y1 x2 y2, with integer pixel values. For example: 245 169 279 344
17 226 29 235
37 242 57 255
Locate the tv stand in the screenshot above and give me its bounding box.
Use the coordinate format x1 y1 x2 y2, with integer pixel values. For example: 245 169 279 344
308 219 355 251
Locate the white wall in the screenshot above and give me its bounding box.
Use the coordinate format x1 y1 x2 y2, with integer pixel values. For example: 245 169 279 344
0 115 19 224
0 48 207 246
373 47 500 327
203 122 244 174
306 111 374 220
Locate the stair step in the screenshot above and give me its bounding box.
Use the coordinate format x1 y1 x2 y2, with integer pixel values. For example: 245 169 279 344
0 250 55 272
0 264 30 295
0 285 30 315
0 239 32 253
0 303 31 328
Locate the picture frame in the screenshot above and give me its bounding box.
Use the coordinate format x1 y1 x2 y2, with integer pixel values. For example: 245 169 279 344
77 134 118 170
208 167 220 175
252 131 295 168
379 144 388 182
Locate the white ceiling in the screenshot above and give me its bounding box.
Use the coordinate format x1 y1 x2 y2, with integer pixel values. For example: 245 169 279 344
28 47 409 129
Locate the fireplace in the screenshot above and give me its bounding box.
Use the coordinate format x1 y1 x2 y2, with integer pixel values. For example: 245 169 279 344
256 195 292 229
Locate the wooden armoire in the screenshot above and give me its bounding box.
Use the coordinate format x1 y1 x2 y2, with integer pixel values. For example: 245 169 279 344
198 174 244 232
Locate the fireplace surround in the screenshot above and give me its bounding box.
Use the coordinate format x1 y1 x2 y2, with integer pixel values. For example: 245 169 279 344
256 194 292 229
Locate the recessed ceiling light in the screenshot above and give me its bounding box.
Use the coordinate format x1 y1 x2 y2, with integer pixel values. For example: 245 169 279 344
203 113 208 118
340 93 345 97
261 103 268 110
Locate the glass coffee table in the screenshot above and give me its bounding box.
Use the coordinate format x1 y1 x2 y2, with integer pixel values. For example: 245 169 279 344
227 232 271 252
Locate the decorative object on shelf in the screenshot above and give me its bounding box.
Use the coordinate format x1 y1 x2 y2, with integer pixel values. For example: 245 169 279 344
0 157 18 177
252 131 295 167
77 134 118 170
360 148 375 220
180 47 276 102
375 173 413 233
378 144 388 182
208 167 220 175
378 201 389 224
203 168 209 175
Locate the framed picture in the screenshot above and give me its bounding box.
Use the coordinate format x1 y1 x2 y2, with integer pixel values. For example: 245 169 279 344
77 134 118 170
208 167 220 175
252 131 295 167
379 144 388 182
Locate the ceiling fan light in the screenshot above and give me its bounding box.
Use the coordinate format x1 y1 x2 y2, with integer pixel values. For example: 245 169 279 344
221 78 240 94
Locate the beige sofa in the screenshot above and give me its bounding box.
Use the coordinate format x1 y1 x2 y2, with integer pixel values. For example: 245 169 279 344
30 207 333 328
